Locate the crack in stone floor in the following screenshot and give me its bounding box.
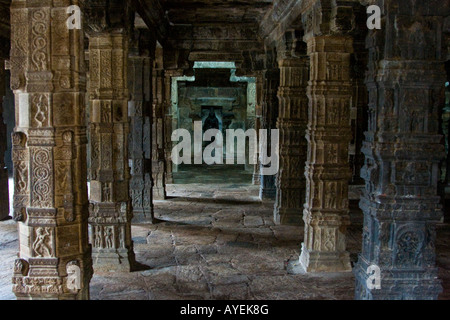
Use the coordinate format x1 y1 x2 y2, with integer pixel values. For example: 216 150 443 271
1 183 450 300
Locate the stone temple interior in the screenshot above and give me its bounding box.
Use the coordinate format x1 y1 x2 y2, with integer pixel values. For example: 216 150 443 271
0 0 449 301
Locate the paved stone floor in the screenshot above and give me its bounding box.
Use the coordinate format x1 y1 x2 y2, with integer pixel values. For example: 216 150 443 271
173 164 253 185
1 181 450 300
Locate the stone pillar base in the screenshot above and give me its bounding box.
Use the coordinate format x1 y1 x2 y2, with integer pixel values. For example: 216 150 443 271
92 249 134 272
354 258 442 300
166 173 174 184
252 174 261 186
153 188 166 200
298 243 352 273
14 288 90 301
89 201 134 272
274 207 304 226
13 254 93 300
132 208 154 223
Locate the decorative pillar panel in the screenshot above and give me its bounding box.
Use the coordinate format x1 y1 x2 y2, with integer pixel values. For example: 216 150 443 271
0 59 9 221
354 0 449 300
274 32 309 226
260 68 279 200
152 54 166 200
10 0 92 299
88 33 134 271
128 54 154 222
298 35 354 272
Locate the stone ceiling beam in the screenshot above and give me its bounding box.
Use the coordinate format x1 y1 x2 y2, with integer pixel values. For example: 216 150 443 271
259 0 312 46
131 0 168 44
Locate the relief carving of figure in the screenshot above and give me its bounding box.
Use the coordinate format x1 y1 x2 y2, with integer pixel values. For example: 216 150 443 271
32 227 52 257
94 226 102 248
325 183 337 209
105 227 114 249
103 183 111 202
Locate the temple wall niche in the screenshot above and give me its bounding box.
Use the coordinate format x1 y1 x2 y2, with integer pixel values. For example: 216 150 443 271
178 86 247 133
176 84 248 163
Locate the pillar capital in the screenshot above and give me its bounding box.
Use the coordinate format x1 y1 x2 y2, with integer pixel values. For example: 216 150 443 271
83 0 135 37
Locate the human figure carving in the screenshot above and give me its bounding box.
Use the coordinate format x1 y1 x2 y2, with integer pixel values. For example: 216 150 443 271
105 227 114 249
32 227 52 257
94 226 102 248
325 183 337 209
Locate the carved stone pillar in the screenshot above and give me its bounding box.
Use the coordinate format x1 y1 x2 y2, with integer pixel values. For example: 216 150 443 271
298 35 353 272
253 72 263 186
164 70 177 185
0 59 9 221
10 0 92 299
354 1 449 299
274 35 309 226
88 32 135 271
350 7 369 187
152 55 166 200
128 55 153 222
260 68 279 200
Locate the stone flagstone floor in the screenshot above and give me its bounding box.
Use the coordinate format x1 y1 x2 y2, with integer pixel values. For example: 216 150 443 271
0 182 450 300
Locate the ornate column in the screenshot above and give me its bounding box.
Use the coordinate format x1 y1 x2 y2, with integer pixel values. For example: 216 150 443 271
260 67 279 200
164 70 179 185
128 32 155 222
354 0 449 299
349 6 369 187
274 31 309 226
10 0 92 299
86 1 135 270
294 17 354 271
252 72 263 186
0 58 9 221
152 50 166 200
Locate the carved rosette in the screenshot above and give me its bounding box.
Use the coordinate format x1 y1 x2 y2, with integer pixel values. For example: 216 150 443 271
10 0 92 300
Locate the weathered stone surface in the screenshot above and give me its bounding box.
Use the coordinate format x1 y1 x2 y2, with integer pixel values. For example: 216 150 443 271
354 0 450 300
1 0 449 302
1 183 450 300
259 65 279 201
152 48 167 200
88 31 135 272
0 59 9 221
274 30 309 226
9 0 92 300
128 42 154 222
297 33 354 273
